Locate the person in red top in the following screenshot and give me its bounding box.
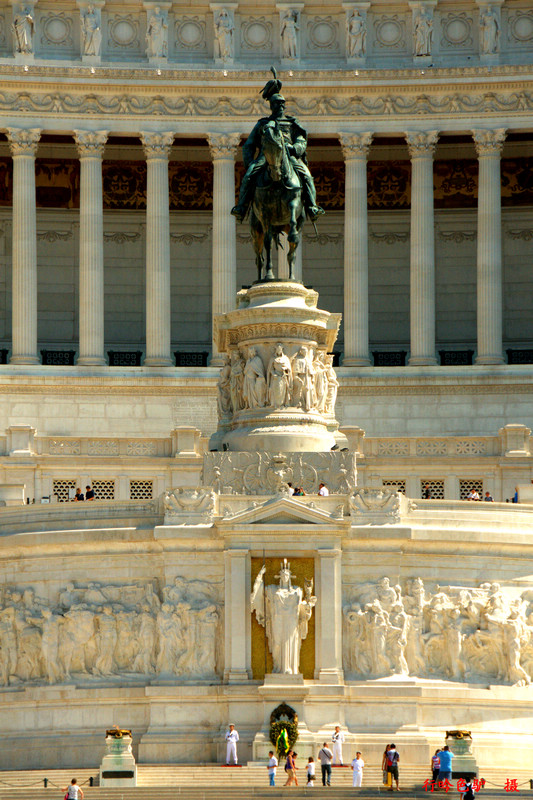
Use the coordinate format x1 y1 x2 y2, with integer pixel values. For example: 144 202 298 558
431 749 441 783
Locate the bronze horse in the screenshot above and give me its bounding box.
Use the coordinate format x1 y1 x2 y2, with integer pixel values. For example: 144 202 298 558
250 121 305 282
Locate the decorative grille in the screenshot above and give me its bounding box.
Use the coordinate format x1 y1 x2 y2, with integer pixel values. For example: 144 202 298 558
92 480 115 500
420 479 445 499
129 480 153 500
372 351 407 367
382 479 406 494
459 479 484 500
107 351 143 366
52 479 76 503
174 351 209 367
40 350 76 365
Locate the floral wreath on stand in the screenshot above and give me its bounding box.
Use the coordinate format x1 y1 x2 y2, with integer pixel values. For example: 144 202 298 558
269 702 299 758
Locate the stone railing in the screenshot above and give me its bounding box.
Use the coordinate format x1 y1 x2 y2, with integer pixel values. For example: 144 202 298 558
364 436 500 458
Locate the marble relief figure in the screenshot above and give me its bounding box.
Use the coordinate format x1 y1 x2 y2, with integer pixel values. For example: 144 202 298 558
267 343 292 408
80 5 102 57
480 7 500 54
242 346 267 409
251 560 317 675
12 6 34 54
146 6 168 58
280 9 299 59
214 8 234 60
344 577 533 686
0 578 221 686
347 9 366 58
413 7 433 56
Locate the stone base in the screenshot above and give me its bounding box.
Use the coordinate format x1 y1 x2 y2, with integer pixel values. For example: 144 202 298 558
263 672 304 686
100 736 137 787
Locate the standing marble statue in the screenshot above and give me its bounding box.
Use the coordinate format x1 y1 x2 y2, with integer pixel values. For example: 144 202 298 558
280 9 299 59
267 344 293 408
291 346 316 411
347 9 366 58
217 354 232 418
229 350 244 412
12 6 34 54
480 7 500 54
251 559 317 675
214 8 234 60
80 5 102 56
146 6 168 58
413 8 433 56
242 347 267 409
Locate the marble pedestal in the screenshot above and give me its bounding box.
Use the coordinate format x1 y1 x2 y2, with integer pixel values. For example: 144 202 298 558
99 735 137 787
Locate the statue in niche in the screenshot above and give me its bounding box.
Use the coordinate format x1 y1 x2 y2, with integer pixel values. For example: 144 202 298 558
267 344 292 408
280 9 299 59
346 9 366 58
12 6 34 54
413 7 433 56
217 355 232 418
213 8 234 60
242 347 267 409
479 7 499 54
146 6 168 58
291 346 317 411
230 350 245 412
251 560 317 675
81 5 102 57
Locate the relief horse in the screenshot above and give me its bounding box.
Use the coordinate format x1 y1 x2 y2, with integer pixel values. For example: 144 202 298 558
250 121 305 282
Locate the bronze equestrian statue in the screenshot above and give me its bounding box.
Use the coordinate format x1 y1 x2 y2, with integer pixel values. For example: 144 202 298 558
231 68 324 282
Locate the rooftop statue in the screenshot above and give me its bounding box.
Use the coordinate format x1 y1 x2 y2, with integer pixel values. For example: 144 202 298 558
231 68 324 282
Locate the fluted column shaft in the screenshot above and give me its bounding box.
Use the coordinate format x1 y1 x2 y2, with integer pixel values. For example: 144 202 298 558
339 132 373 366
7 128 41 364
473 128 506 365
208 133 241 366
405 130 439 366
74 130 108 365
141 132 174 367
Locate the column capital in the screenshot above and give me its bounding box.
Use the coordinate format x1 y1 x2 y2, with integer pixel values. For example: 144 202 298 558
6 127 41 156
74 130 108 157
140 131 175 159
472 128 506 157
207 132 241 160
405 130 439 158
339 132 373 160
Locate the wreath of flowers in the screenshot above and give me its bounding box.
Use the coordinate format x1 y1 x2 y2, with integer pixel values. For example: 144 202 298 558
270 720 299 757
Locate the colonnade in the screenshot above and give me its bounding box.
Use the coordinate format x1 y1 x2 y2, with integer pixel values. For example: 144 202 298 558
4 126 508 367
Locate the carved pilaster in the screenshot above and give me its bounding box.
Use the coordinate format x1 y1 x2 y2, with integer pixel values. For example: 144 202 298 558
405 130 439 366
472 127 506 157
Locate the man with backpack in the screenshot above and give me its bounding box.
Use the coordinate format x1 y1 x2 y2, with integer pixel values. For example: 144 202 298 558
386 744 400 791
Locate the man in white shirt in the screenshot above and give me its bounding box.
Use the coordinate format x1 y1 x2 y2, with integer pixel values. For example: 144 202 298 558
318 742 334 786
318 483 329 497
332 725 345 765
267 750 278 786
351 751 364 787
225 723 239 765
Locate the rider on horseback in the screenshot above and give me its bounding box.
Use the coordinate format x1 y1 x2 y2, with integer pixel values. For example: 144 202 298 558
231 71 324 224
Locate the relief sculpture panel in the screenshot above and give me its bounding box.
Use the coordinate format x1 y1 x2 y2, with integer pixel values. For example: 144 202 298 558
0 577 222 687
344 577 533 686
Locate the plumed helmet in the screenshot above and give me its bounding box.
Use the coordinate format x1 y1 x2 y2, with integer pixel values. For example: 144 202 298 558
260 66 283 101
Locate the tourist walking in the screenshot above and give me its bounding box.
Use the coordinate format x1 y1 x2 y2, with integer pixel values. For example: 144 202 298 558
431 749 441 782
351 751 364 787
267 750 278 786
63 779 84 799
284 750 298 786
318 742 333 786
332 725 345 765
386 744 400 791
225 723 239 765
306 756 316 786
382 744 391 785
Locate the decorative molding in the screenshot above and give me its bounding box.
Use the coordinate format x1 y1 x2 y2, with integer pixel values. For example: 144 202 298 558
307 16 339 53
37 230 73 242
140 131 175 159
472 127 507 156
440 12 473 49
438 230 477 242
303 232 344 245
374 14 406 50
6 127 41 156
207 132 241 160
405 130 439 157
170 232 208 245
339 131 373 159
103 231 141 243
370 231 409 244
175 16 206 51
240 16 272 51
74 129 108 157
40 12 74 48
506 228 533 241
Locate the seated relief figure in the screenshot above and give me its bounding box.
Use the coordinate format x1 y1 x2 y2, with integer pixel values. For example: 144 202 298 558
343 577 533 686
0 579 221 686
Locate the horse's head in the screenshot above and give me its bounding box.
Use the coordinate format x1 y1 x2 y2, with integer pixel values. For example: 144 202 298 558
261 122 285 182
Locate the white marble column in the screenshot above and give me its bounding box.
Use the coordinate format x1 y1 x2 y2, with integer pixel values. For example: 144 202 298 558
207 133 241 366
405 130 439 366
339 132 373 366
74 130 108 366
141 132 174 367
7 127 41 364
472 128 506 365
317 549 344 683
224 548 250 683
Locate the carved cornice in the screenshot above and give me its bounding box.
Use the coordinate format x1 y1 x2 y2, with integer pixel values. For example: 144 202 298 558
405 130 439 157
472 127 507 156
339 132 373 160
140 131 175 158
74 129 108 157
207 132 241 160
6 127 41 156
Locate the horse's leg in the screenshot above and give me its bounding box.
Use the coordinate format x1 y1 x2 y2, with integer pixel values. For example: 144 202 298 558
286 196 300 281
252 214 265 281
264 229 274 280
